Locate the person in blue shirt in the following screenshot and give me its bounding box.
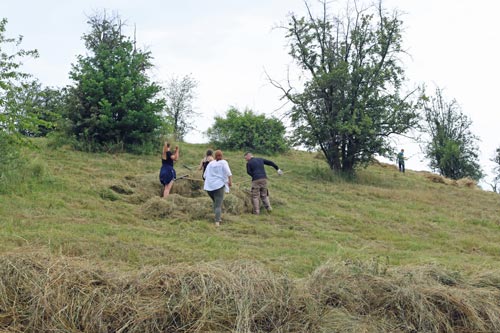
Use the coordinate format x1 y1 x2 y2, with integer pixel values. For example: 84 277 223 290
159 142 179 198
244 152 283 215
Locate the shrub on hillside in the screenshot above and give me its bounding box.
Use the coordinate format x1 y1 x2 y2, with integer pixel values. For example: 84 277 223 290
206 107 290 155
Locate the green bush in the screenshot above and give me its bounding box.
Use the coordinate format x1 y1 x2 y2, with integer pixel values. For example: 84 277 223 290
206 107 290 155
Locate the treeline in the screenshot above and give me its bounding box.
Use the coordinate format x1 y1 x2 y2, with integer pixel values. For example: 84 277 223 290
1 1 500 190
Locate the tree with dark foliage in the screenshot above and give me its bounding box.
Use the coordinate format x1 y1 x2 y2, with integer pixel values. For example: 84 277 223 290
270 1 420 173
67 12 164 152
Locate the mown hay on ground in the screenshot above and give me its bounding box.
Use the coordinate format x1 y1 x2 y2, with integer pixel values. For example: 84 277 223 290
307 261 500 333
140 194 212 221
109 174 284 219
422 172 479 189
2 254 500 332
0 253 319 333
425 173 447 184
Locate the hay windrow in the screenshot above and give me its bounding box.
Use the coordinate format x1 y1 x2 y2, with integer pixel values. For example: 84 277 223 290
140 194 213 221
422 172 480 189
1 254 500 332
307 261 500 332
0 254 319 333
114 173 259 219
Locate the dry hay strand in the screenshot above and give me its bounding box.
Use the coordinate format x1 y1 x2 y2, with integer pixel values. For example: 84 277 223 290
134 260 320 332
425 173 447 184
171 177 204 197
113 173 204 205
0 253 131 333
0 253 320 333
184 195 213 220
141 194 213 221
229 187 253 210
469 269 500 290
223 192 247 214
422 173 477 188
307 261 500 333
319 308 398 333
455 177 478 188
140 196 177 219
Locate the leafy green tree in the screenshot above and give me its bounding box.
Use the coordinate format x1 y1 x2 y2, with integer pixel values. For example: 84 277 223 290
422 87 482 181
0 18 39 179
163 75 198 141
0 18 39 137
7 80 63 137
206 107 289 155
67 12 164 152
270 1 420 173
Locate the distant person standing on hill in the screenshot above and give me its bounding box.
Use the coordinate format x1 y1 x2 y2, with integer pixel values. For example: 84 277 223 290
204 150 232 227
159 141 179 198
244 152 283 215
199 149 214 180
397 149 405 173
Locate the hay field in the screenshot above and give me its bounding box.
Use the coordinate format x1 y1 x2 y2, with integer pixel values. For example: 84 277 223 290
1 139 500 332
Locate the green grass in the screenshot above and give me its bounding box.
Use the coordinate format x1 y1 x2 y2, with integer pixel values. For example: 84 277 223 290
1 138 500 278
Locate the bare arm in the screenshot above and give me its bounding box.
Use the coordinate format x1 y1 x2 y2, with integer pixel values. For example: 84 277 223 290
172 146 180 161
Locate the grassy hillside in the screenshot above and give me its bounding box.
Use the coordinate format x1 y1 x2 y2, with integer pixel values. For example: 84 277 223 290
2 139 499 276
1 138 500 332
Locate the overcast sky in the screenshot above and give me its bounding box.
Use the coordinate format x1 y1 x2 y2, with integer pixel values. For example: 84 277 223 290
2 0 500 185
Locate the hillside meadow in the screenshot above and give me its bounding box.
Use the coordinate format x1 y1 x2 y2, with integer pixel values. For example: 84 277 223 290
1 138 500 332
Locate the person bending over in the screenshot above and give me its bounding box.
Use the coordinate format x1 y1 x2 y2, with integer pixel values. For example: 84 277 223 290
244 152 283 215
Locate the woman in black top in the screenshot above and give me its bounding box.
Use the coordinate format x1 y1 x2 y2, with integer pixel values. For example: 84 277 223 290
159 141 179 198
198 149 214 180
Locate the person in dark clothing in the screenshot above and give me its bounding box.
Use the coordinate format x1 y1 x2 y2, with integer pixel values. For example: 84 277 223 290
244 152 283 215
397 148 405 173
198 149 214 180
159 141 179 198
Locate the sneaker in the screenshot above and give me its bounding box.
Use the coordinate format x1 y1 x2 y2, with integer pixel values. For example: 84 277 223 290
266 207 273 213
215 221 220 227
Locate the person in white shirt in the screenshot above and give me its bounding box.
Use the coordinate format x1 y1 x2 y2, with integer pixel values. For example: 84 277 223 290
203 150 232 226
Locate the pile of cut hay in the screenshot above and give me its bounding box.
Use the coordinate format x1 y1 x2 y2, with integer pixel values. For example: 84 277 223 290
106 173 258 220
0 253 319 332
2 254 500 332
307 260 500 332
